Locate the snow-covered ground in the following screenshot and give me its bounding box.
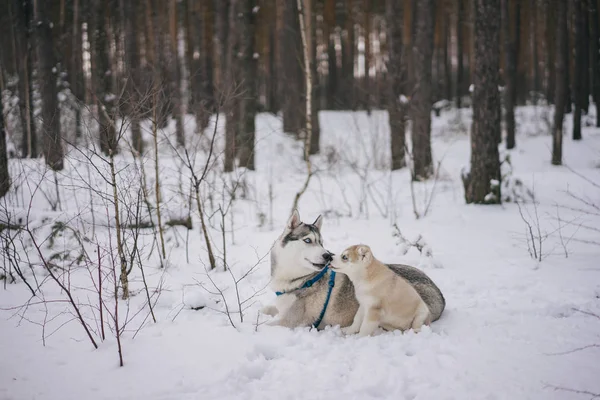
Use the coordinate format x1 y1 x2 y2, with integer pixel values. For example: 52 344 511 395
1 106 600 400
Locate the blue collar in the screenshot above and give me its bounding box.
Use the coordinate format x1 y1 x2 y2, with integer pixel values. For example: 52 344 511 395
275 265 336 329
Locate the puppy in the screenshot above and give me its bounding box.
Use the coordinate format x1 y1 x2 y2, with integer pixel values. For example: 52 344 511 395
330 245 431 337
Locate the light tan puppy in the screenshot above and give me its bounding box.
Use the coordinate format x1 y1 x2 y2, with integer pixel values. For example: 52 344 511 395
330 245 431 337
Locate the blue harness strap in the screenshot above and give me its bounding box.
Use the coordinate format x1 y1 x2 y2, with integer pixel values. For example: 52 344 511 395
275 266 329 296
312 270 336 329
274 264 336 329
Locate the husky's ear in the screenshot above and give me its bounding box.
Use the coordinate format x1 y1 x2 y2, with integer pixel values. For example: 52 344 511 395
357 245 371 261
286 209 302 231
312 215 323 231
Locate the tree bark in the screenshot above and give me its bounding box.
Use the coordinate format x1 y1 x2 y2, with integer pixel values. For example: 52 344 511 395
0 84 9 198
341 0 355 110
363 0 372 112
237 0 257 170
552 0 567 165
410 0 434 180
91 0 118 156
573 0 584 140
502 0 517 149
307 0 320 155
169 0 185 147
463 0 502 204
386 0 406 170
124 0 143 154
279 0 304 136
14 0 37 158
36 0 64 170
224 0 240 172
591 0 600 127
456 0 465 108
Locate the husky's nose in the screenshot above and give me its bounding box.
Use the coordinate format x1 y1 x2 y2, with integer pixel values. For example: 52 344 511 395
323 252 333 262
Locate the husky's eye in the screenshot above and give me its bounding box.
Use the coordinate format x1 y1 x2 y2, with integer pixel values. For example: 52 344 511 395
303 238 312 244
342 254 348 261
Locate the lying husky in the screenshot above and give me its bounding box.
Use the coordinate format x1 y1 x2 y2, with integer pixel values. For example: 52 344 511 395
330 244 434 336
263 210 445 330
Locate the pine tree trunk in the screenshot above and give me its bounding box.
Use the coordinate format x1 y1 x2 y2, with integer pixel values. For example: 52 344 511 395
341 0 355 110
543 0 555 104
124 0 143 154
307 0 320 155
91 0 118 156
573 0 584 140
463 0 502 204
224 0 239 172
552 0 567 166
71 0 84 141
456 0 465 108
15 0 37 158
169 0 185 147
237 0 257 170
502 0 517 149
582 0 590 114
591 0 600 127
410 0 434 180
386 0 406 170
36 0 64 170
0 88 9 198
363 0 372 112
529 0 538 97
279 0 304 136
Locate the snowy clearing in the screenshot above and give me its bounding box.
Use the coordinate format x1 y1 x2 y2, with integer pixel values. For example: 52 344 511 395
1 106 600 400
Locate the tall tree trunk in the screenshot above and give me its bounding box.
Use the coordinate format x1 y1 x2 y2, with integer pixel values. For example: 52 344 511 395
573 0 584 140
341 0 355 110
502 0 517 149
552 0 567 165
277 0 303 135
543 0 555 104
224 0 240 172
456 0 465 108
410 0 434 180
386 0 406 170
36 0 64 170
529 0 538 97
0 80 9 198
591 0 600 126
14 0 37 158
443 9 452 102
307 0 320 154
363 0 371 112
582 0 590 114
325 0 336 109
463 0 501 204
237 0 257 170
169 0 185 147
91 0 118 156
124 0 143 154
71 0 84 141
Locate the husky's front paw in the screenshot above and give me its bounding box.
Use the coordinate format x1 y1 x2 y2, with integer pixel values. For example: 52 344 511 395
341 326 359 335
261 305 279 317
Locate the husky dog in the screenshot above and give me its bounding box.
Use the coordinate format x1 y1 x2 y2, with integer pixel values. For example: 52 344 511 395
330 244 444 336
263 210 359 329
264 211 445 332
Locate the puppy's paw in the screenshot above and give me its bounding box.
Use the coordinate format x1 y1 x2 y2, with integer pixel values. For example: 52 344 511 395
341 326 359 335
261 305 279 317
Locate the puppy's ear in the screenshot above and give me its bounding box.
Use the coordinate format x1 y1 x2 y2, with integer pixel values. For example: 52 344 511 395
313 215 323 231
286 209 301 231
357 245 371 261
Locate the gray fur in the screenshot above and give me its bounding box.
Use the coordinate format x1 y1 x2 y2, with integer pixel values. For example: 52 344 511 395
387 264 446 321
281 223 323 247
